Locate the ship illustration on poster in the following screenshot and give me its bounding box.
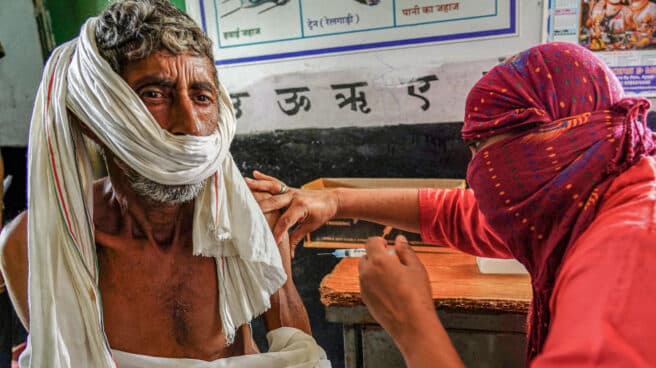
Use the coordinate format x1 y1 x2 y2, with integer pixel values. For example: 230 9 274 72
354 0 381 5
221 0 290 18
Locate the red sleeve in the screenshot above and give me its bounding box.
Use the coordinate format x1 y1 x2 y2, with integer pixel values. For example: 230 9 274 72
418 188 512 258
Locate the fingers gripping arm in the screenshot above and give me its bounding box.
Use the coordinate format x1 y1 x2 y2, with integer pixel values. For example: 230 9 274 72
247 171 421 247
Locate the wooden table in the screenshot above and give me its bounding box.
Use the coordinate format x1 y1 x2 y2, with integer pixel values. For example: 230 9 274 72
320 247 532 368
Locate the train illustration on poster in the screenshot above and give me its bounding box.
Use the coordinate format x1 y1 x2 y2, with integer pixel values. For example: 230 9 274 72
220 0 291 18
354 0 382 5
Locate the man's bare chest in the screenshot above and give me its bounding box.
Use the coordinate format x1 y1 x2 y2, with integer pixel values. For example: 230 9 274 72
96 243 238 359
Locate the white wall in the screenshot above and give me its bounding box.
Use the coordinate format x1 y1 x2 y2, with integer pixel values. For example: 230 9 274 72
0 0 44 146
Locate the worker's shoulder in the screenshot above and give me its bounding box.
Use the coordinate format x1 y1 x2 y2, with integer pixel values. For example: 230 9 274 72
0 211 27 260
595 158 656 232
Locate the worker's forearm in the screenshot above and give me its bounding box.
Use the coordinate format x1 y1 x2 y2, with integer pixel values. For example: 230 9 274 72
394 313 464 368
333 188 420 233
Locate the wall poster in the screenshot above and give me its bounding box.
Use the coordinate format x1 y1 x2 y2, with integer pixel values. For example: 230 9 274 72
194 0 517 65
547 0 656 96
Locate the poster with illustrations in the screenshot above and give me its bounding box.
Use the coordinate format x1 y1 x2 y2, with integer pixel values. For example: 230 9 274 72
192 0 517 65
547 0 656 96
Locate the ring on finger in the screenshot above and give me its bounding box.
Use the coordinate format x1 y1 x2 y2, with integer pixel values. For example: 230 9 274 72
279 183 288 194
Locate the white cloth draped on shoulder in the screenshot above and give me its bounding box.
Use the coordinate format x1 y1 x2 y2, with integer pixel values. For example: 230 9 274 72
20 17 319 367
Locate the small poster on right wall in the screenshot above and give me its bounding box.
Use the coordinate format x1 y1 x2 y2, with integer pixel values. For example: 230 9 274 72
547 0 656 96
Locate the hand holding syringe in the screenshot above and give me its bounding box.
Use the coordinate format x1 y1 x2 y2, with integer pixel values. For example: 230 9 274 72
319 226 395 258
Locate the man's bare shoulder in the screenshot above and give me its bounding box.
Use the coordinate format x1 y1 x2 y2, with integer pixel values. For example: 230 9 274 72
0 211 29 327
0 177 111 254
0 211 27 260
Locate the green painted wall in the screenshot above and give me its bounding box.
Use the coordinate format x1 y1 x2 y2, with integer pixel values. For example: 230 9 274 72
169 0 186 11
46 0 186 45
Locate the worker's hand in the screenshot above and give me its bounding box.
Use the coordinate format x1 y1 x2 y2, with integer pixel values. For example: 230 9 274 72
358 235 436 342
245 171 339 254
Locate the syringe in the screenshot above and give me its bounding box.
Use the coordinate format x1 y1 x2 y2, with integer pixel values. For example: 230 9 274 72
317 248 396 258
318 227 397 258
318 249 367 258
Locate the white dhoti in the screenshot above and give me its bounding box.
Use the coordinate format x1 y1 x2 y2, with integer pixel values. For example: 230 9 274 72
112 328 330 368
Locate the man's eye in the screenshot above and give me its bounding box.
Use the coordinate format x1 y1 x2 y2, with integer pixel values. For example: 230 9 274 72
141 90 164 99
196 94 212 103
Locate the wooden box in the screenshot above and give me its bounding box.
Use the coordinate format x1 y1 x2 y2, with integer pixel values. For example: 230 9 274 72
301 178 466 248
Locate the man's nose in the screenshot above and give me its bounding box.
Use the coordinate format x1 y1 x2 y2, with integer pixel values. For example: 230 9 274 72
169 95 206 136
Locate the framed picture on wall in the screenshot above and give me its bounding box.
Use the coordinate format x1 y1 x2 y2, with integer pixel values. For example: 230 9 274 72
546 0 656 96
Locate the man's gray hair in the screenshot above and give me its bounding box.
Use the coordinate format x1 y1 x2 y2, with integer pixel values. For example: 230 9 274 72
94 0 214 74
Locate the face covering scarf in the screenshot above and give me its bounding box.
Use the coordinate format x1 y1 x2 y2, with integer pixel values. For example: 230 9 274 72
462 42 655 362
21 18 286 367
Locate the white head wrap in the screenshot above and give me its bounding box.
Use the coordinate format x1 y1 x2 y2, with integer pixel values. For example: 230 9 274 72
21 18 286 367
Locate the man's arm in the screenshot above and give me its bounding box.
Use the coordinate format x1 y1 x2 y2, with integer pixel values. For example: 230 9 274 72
0 212 29 329
253 191 311 334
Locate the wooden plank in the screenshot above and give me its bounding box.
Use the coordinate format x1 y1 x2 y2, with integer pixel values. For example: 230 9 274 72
326 306 527 333
320 248 531 312
360 325 526 368
303 241 450 250
301 177 466 190
301 177 465 248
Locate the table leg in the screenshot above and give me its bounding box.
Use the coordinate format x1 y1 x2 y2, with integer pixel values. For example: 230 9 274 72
343 324 360 368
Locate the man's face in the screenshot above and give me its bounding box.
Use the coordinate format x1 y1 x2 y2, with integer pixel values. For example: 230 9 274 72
122 50 219 136
115 51 220 204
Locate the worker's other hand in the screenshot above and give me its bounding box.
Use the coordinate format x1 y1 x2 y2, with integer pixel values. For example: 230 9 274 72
245 171 339 255
358 235 435 341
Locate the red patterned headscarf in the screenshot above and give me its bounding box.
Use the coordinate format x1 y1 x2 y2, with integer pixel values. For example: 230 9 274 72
463 42 655 362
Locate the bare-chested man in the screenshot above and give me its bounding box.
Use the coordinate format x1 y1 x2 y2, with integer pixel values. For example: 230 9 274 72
0 1 326 367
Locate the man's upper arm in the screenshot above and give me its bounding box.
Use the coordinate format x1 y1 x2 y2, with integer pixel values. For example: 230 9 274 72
251 190 311 334
0 212 29 329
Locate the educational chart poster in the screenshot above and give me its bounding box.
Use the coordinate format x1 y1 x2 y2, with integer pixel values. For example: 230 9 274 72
194 0 517 65
547 0 656 96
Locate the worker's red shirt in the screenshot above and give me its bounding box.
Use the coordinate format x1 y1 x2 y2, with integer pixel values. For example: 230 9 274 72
419 156 656 367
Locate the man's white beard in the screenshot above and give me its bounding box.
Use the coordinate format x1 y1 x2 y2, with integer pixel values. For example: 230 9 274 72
126 171 206 204
106 150 206 204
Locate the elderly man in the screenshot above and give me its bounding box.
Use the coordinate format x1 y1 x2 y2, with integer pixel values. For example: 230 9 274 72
0 0 328 367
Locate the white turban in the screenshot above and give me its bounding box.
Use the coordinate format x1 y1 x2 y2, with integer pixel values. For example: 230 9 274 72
22 18 286 367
